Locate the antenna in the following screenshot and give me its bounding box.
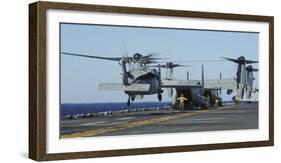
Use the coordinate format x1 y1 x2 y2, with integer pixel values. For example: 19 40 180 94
218 72 222 95
201 64 205 89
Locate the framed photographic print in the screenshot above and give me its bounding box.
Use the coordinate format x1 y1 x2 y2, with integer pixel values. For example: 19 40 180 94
29 1 274 161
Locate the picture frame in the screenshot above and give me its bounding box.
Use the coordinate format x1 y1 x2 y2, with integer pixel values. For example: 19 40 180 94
29 1 274 161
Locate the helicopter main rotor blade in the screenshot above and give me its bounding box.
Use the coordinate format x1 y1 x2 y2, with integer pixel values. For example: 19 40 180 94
148 64 190 68
144 57 167 60
61 52 123 61
172 64 190 68
139 60 158 64
148 65 166 68
139 58 167 63
156 59 224 63
142 54 153 58
142 53 161 58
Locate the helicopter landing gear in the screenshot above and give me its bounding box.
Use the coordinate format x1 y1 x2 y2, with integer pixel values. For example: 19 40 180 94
158 93 162 101
131 95 135 101
127 96 131 106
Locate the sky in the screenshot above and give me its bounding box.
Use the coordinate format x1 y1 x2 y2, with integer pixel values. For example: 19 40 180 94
60 23 259 103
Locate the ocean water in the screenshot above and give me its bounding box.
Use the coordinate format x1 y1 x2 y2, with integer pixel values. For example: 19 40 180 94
61 101 235 116
61 102 172 116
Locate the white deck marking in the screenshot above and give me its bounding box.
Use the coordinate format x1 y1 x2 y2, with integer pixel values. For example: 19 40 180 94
117 117 135 121
188 118 225 121
80 121 108 126
209 110 247 114
187 120 220 123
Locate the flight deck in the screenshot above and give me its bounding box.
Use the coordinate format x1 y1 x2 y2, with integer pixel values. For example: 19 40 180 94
61 102 258 138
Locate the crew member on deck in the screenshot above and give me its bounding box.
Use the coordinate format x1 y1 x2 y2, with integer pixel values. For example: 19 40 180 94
177 94 188 110
215 98 219 108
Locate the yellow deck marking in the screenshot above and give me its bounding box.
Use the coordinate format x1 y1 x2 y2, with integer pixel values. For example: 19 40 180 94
62 106 231 138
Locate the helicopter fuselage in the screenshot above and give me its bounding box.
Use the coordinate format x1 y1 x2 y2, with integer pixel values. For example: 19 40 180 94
124 71 163 96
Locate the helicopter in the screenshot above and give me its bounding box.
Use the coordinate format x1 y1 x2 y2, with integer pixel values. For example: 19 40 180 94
62 52 164 106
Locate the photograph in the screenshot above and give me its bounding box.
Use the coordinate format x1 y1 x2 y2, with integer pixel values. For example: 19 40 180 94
28 1 274 160
59 23 259 138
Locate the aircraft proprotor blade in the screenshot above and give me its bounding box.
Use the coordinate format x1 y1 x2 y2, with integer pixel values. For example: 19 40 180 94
98 83 150 92
221 57 239 63
62 52 122 61
245 60 259 64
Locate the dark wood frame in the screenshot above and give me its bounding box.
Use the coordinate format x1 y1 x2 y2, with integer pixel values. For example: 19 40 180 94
29 1 274 161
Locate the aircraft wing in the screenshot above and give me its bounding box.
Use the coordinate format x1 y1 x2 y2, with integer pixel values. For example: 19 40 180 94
161 79 202 88
98 83 150 92
204 79 236 90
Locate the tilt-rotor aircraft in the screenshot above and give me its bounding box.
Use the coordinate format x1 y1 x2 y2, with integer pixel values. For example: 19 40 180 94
222 56 258 100
158 63 209 108
156 56 258 108
157 63 225 109
62 52 164 106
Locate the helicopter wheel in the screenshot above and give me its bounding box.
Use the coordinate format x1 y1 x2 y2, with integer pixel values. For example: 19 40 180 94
158 93 162 101
201 104 208 110
131 95 135 101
